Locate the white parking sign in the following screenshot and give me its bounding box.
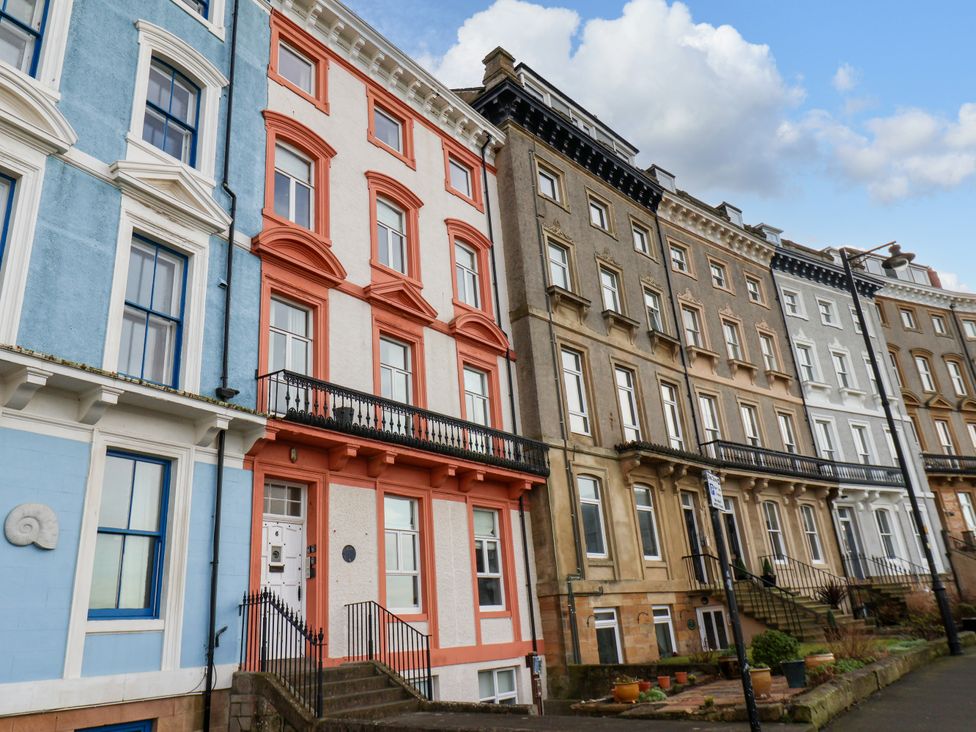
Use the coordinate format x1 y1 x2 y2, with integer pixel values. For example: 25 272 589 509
704 470 724 511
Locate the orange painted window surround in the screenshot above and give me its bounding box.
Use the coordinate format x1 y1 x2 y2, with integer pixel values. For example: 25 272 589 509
367 87 417 169
269 11 330 114
441 137 485 211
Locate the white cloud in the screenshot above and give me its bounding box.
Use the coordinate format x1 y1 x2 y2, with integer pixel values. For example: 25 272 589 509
939 271 972 293
426 0 804 194
423 0 976 203
803 105 976 201
832 63 858 93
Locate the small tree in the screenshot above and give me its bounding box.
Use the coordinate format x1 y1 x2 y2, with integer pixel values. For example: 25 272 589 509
751 630 800 672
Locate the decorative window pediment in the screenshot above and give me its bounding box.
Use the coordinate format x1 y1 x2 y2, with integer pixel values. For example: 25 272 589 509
110 159 230 233
0 63 76 153
926 394 954 410
449 310 509 355
364 279 437 324
251 225 347 287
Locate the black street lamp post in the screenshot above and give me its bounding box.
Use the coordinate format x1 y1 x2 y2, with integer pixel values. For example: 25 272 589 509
842 242 962 656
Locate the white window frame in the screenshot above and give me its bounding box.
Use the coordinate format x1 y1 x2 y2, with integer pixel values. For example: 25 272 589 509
814 418 840 461
102 194 208 393
968 423 976 451
633 485 661 560
875 508 898 560
699 394 722 443
0 0 74 90
274 142 314 228
710 261 728 289
277 40 314 94
723 320 743 360
268 296 312 375
817 298 838 327
915 356 936 392
170 0 227 40
888 351 904 388
448 155 472 197
632 222 650 254
682 306 703 348
670 244 689 273
935 419 956 455
561 348 590 435
644 287 664 331
932 314 948 335
473 508 504 610
454 241 481 308
537 164 560 202
463 365 491 428
478 667 518 704
947 360 968 396
795 343 818 383
661 382 685 450
546 240 571 290
615 366 641 442
740 403 761 447
652 605 677 657
900 308 917 329
964 320 976 340
379 336 412 404
782 288 804 317
578 475 608 558
599 266 621 312
745 275 763 304
778 412 798 454
850 423 874 464
759 333 778 371
127 21 228 183
593 608 623 663
831 350 855 390
800 504 824 563
588 197 610 231
373 106 403 153
384 495 421 613
763 500 787 561
65 431 195 677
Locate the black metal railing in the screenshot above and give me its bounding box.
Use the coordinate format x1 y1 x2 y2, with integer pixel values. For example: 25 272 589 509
240 590 326 717
923 453 976 475
946 531 976 554
759 553 867 618
258 370 549 476
705 440 904 487
683 552 806 640
345 601 432 700
842 553 930 592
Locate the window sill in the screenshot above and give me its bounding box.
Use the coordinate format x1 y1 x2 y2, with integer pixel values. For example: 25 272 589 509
586 557 614 567
124 133 217 190
728 358 758 382
686 345 720 369
648 329 681 358
538 192 571 214
170 0 226 40
546 285 590 318
477 609 512 620
445 181 485 212
602 309 640 338
839 387 867 398
367 134 416 170
86 618 164 634
765 369 793 387
270 73 329 115
804 380 831 392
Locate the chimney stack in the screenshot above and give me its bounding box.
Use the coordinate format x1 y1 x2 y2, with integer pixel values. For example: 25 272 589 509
482 47 517 90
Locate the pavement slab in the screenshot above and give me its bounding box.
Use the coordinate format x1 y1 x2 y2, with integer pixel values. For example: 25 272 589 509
374 711 810 730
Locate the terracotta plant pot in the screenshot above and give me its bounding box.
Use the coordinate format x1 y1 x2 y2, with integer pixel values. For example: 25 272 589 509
675 671 689 684
612 682 640 703
657 675 671 690
804 652 835 670
750 667 772 699
638 680 652 692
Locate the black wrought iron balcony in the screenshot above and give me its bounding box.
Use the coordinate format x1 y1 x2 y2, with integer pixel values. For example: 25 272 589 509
922 452 976 475
704 440 904 487
257 370 549 477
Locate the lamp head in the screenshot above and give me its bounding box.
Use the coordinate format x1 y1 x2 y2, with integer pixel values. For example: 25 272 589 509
882 243 915 272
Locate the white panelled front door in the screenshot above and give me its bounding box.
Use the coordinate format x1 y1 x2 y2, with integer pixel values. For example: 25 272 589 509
261 481 306 614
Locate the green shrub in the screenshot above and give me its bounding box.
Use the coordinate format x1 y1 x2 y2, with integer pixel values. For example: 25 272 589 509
751 630 800 672
888 638 927 653
638 688 667 703
808 663 837 687
834 658 866 673
957 602 976 618
907 612 944 640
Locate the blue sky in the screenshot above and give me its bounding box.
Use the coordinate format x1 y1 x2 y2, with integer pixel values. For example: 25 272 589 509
347 0 976 290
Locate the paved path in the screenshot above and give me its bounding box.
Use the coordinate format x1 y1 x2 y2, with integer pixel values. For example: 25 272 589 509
378 711 808 731
826 645 976 730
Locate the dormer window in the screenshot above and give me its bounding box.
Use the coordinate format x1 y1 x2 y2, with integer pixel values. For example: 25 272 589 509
143 58 200 165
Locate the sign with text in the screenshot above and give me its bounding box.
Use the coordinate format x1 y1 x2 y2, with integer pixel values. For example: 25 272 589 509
703 470 725 511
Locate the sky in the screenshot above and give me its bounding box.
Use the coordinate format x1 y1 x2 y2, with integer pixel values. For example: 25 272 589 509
344 0 976 291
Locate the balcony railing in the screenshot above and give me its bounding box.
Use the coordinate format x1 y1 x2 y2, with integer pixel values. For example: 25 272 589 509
704 441 904 487
922 453 976 475
257 370 550 477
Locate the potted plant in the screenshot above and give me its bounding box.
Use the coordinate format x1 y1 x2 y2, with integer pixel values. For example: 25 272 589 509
638 679 652 693
657 674 672 690
781 657 807 688
815 579 848 610
332 405 356 426
718 645 740 679
612 675 640 703
750 664 772 698
804 648 835 670
761 557 777 587
675 670 689 684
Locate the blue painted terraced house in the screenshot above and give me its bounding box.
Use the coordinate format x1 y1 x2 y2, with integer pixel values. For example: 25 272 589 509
0 1 269 729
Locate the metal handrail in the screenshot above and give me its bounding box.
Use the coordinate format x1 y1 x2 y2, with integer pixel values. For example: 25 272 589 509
682 552 806 640
257 370 550 476
345 600 432 700
843 552 930 592
923 452 976 475
759 553 867 618
705 440 904 487
239 590 326 717
946 532 976 554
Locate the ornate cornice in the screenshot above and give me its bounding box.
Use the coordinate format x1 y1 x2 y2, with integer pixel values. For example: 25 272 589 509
471 79 664 210
771 249 882 298
875 278 976 313
657 195 774 266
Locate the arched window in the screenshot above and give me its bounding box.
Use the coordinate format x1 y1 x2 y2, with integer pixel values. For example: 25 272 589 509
366 171 423 282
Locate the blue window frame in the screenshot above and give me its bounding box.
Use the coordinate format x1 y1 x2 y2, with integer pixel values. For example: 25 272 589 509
89 452 170 619
80 721 153 732
0 172 14 266
143 57 200 165
119 235 187 387
0 0 49 77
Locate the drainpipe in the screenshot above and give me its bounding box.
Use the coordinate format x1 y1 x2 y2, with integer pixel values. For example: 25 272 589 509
480 137 542 710
204 1 241 729
528 143 584 666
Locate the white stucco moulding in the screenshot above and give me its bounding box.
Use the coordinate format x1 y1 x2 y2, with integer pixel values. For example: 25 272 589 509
0 63 77 154
4 503 59 549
